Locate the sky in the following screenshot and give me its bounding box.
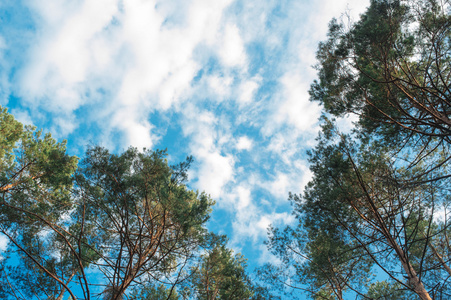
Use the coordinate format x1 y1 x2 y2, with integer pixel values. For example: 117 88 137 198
0 0 369 276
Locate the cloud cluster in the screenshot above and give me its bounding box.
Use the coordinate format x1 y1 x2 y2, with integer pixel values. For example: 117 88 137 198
13 0 235 145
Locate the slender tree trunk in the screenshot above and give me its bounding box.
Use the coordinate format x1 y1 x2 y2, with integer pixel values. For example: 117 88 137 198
48 270 77 300
391 241 432 300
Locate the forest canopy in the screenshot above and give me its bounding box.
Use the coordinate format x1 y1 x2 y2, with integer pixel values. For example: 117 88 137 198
261 0 451 299
0 106 256 300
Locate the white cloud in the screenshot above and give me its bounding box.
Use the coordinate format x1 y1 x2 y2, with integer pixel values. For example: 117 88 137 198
196 150 234 199
9 108 33 126
256 0 369 140
276 73 322 132
188 0 233 45
237 186 251 209
180 107 235 199
21 0 118 100
52 114 78 138
207 75 233 99
112 109 156 150
258 159 312 202
257 212 295 232
236 136 253 151
158 60 200 109
232 203 262 243
238 77 260 105
231 202 296 245
218 23 247 69
268 173 290 199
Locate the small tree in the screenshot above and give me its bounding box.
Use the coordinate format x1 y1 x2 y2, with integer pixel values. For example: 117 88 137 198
184 234 254 300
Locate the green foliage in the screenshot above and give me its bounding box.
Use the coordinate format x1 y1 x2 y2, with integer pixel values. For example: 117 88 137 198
312 0 450 129
127 234 257 300
74 146 215 298
313 289 335 300
0 106 78 219
0 106 79 299
130 283 179 300
366 280 411 299
262 0 451 299
0 106 236 299
310 0 451 183
183 234 254 300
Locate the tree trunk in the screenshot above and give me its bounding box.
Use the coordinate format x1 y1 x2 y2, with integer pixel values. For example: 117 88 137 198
391 240 432 300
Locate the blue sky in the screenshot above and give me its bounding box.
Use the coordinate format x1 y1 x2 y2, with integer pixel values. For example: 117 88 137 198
0 0 369 275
